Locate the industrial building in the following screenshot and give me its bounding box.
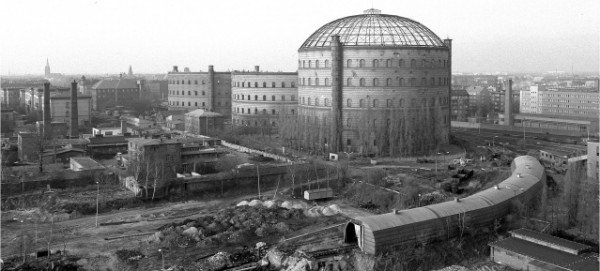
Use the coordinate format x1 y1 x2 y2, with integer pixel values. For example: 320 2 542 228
184 109 226 135
489 229 598 271
91 77 143 111
296 8 451 156
231 66 298 133
450 88 469 121
167 65 232 117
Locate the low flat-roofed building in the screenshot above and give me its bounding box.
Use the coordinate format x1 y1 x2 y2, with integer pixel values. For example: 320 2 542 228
489 229 598 271
70 156 105 171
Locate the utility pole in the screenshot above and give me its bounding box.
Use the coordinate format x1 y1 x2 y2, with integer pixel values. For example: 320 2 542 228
95 181 99 227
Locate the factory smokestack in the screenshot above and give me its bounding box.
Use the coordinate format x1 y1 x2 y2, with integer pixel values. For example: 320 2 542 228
70 80 79 138
43 82 52 139
504 79 513 126
254 65 260 72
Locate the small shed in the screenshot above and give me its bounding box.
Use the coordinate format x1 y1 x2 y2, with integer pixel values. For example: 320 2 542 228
70 157 105 171
304 188 333 201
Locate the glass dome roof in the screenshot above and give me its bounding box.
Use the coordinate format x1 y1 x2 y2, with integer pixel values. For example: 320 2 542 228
300 9 446 49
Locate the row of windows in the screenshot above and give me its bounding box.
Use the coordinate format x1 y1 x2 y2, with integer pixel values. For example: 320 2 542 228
542 109 598 115
298 114 449 128
233 119 278 127
170 90 206 96
299 58 448 69
233 81 296 88
168 79 223 85
300 96 449 108
168 100 229 107
540 99 598 104
233 94 296 102
300 77 449 87
234 107 281 115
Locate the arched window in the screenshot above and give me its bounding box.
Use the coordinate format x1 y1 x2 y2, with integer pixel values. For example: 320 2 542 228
302 60 306 68
346 99 352 107
308 60 312 68
399 59 405 67
359 99 365 108
262 95 266 101
438 60 442 67
373 59 379 67
242 82 245 87
325 59 329 68
372 99 379 108
255 108 258 114
420 60 425 68
431 77 435 86
241 94 244 100
410 59 416 68
254 82 258 87
281 95 285 101
386 99 392 107
386 59 392 68
373 78 379 86
399 78 405 86
315 60 319 68
308 97 311 105
315 78 320 86
291 95 296 101
360 78 366 86
410 78 416 87
399 98 404 107
325 78 329 86
359 59 365 67
247 95 250 100
298 60 301 68
272 95 276 101
262 82 266 88
421 78 426 86
347 78 352 86
202 91 206 96
315 97 319 106
386 78 392 86
254 95 258 100
262 109 267 115
324 98 329 106
347 59 352 68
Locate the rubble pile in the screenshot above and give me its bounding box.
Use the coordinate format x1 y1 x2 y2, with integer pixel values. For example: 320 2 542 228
152 206 305 249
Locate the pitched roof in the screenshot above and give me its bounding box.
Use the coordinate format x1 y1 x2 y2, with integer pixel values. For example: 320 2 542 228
92 79 139 90
451 88 469 97
70 157 105 170
185 109 223 118
490 237 598 271
510 228 591 253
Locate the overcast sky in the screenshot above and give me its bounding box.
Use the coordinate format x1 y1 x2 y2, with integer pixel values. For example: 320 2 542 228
1 0 598 75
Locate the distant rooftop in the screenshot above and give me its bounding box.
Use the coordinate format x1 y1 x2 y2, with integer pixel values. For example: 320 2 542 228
185 109 223 118
92 79 139 89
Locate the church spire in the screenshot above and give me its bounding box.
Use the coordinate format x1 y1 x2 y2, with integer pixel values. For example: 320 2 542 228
128 65 133 75
45 58 51 77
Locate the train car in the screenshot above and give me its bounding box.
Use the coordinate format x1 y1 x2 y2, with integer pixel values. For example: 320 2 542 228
344 156 545 255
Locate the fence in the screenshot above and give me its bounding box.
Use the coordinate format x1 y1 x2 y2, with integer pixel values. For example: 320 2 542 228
221 140 291 163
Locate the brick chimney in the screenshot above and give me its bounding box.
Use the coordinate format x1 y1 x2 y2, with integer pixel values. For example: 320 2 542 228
43 82 52 139
70 80 79 137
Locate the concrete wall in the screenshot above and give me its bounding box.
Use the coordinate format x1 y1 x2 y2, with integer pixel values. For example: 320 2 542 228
221 140 291 163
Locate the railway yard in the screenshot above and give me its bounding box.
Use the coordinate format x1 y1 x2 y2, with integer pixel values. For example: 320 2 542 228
1 127 596 270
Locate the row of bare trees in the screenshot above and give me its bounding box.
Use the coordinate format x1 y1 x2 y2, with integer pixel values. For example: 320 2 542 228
127 152 165 200
279 103 448 157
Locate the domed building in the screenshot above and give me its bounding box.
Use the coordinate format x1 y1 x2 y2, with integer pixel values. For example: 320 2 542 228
293 9 452 156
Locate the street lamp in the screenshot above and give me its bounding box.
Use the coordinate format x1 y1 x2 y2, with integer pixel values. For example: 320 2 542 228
493 136 498 147
417 194 421 207
95 181 99 227
158 249 165 270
